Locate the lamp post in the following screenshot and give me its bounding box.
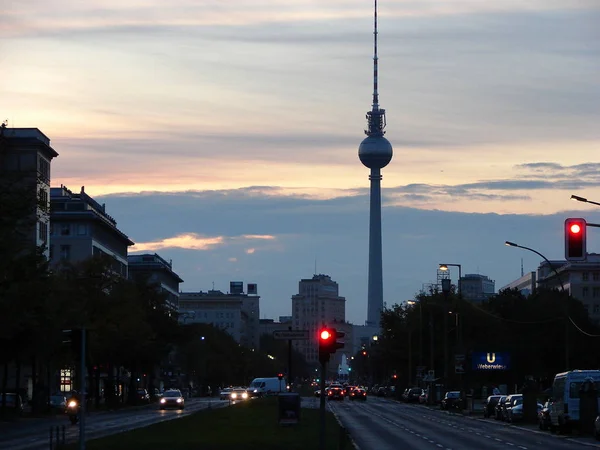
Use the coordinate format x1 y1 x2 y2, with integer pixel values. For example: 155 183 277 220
407 300 423 367
571 194 600 207
504 241 568 370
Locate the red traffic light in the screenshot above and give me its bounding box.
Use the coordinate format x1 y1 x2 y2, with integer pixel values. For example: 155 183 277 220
565 218 587 261
320 330 332 341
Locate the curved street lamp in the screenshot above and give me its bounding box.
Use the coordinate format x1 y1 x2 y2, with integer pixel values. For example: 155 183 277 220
571 195 600 207
504 240 569 370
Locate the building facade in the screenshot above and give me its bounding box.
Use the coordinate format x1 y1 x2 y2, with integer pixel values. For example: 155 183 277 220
49 185 134 273
259 317 293 339
500 271 537 296
128 253 184 312
178 287 260 350
460 274 495 303
291 274 346 366
0 126 59 258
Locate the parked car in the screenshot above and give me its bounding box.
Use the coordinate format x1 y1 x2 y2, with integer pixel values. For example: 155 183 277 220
494 396 507 420
1 393 23 415
419 389 428 404
502 394 523 422
135 388 150 404
349 388 367 401
539 401 552 430
506 397 543 423
483 395 503 418
404 387 423 403
441 391 462 410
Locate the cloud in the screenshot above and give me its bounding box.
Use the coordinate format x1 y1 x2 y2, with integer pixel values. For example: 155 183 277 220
246 248 256 254
131 232 277 252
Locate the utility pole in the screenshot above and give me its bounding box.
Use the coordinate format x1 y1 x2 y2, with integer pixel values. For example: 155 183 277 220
288 326 293 389
319 361 327 450
79 327 86 450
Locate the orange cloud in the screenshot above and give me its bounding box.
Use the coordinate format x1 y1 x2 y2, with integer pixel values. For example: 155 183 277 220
130 232 277 252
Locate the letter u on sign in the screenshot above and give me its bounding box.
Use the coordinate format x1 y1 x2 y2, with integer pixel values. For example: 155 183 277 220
486 353 496 363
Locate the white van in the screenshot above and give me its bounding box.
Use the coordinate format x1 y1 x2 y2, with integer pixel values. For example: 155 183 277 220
248 377 286 397
549 369 600 432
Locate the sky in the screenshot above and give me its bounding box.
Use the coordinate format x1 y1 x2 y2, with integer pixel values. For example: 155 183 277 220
2 0 600 325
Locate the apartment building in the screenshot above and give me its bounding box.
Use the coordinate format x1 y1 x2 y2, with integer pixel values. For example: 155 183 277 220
0 125 59 257
128 253 184 312
49 185 134 273
179 283 260 349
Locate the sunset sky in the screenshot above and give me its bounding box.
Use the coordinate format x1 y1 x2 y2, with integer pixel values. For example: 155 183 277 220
3 0 599 324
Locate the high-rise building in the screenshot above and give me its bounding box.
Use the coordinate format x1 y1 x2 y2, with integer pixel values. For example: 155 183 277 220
358 0 393 328
0 125 59 258
460 274 495 303
291 274 346 366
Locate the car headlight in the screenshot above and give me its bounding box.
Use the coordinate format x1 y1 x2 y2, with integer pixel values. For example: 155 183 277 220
242 392 248 399
253 389 258 393
68 401 77 408
231 393 237 399
160 398 166 403
176 398 182 403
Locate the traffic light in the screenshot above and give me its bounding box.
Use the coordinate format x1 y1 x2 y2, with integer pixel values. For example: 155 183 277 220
318 327 345 365
277 373 284 381
565 218 587 261
318 328 333 364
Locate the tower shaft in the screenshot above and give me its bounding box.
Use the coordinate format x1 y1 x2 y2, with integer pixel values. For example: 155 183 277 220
367 168 383 327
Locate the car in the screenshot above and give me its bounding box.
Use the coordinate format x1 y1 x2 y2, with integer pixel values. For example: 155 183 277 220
419 389 428 404
594 415 600 440
230 387 249 401
494 396 507 420
135 388 150 404
441 391 462 410
327 386 344 401
1 393 23 415
404 387 423 403
539 401 552 430
483 395 503 418
159 389 185 410
349 388 367 401
502 394 522 422
508 400 543 423
220 387 233 400
48 395 67 413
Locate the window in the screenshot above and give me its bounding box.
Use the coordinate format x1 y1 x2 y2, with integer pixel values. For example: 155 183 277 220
583 272 589 281
61 224 70 236
594 304 600 314
77 224 87 235
594 273 600 282
38 188 49 211
38 157 50 182
594 288 600 298
60 245 71 261
582 287 589 298
38 221 48 242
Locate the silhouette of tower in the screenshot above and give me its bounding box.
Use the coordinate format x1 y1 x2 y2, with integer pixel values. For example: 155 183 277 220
359 0 393 328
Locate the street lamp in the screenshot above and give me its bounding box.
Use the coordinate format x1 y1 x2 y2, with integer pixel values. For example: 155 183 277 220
407 300 423 367
504 240 569 370
571 195 600 207
438 264 462 298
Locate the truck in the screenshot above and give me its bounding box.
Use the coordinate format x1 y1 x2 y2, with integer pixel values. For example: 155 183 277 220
248 377 287 397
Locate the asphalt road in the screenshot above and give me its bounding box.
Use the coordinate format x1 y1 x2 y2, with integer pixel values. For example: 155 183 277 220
327 397 600 450
0 398 227 450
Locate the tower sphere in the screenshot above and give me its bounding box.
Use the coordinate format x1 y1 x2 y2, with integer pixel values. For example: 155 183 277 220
359 135 393 169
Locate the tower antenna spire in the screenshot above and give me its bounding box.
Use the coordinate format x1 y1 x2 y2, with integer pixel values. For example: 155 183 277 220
372 0 379 111
365 0 386 137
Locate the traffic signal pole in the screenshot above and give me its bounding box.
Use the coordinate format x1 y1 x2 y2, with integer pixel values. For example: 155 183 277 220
319 361 327 450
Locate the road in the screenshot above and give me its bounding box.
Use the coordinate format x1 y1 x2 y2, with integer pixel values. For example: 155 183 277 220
0 398 226 450
327 397 600 450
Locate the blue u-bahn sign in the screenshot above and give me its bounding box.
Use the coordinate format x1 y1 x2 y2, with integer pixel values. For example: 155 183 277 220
472 352 510 370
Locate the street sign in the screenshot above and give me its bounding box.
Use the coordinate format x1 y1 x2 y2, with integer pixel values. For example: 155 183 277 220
273 330 309 340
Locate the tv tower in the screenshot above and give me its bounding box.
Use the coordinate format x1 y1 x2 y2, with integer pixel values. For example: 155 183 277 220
359 0 393 328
